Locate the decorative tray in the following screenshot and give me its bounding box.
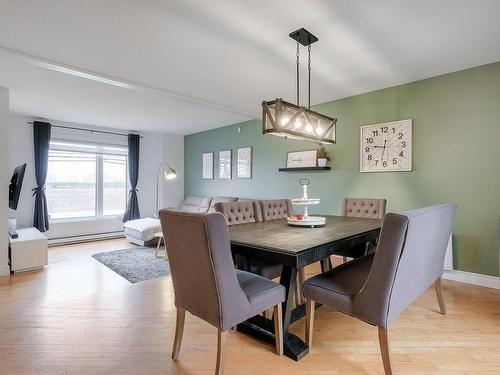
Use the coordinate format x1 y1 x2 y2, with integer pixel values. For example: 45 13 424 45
287 215 326 227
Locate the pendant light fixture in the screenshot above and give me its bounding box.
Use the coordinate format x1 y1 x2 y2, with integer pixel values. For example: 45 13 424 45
262 28 337 144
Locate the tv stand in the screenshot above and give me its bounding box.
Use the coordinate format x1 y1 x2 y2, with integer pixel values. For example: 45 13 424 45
9 227 48 273
9 228 18 239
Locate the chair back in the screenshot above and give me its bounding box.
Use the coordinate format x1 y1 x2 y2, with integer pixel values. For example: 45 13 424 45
342 198 386 219
259 199 293 221
208 196 238 213
214 200 262 225
354 203 456 327
159 210 249 330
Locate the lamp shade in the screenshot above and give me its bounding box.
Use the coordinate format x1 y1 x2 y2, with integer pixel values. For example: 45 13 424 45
262 98 337 144
164 165 177 180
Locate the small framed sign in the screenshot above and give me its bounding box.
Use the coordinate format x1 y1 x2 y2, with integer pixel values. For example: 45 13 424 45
237 146 252 178
218 149 232 179
286 150 318 168
202 152 214 179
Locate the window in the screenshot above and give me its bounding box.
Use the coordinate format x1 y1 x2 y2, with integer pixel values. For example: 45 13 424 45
46 140 128 220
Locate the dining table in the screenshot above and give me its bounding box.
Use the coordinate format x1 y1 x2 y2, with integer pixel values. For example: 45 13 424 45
228 215 383 361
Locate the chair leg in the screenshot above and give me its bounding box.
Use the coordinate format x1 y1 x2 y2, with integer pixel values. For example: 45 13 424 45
378 326 392 375
263 308 273 319
155 237 163 258
305 299 315 348
273 303 283 356
435 277 446 315
171 307 186 360
215 329 227 375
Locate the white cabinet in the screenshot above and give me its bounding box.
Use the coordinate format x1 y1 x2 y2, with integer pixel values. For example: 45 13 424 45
9 228 48 273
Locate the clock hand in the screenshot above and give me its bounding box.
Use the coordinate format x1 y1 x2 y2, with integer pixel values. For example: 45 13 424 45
380 140 387 161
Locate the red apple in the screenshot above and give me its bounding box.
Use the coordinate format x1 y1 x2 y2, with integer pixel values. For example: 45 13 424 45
296 214 304 220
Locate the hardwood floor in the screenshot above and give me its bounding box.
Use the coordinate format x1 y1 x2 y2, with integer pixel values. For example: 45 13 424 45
0 238 499 374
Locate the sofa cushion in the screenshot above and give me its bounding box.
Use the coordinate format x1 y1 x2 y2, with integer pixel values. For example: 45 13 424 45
178 196 212 212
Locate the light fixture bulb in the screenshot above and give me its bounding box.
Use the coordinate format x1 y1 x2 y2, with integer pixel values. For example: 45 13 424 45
280 117 289 127
305 124 313 133
164 166 177 180
315 126 323 135
294 119 302 129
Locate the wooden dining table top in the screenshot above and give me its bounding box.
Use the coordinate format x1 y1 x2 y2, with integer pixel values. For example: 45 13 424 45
228 215 383 255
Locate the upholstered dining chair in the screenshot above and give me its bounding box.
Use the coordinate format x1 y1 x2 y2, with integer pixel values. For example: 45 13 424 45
159 209 285 375
215 199 303 306
339 198 387 261
303 203 456 374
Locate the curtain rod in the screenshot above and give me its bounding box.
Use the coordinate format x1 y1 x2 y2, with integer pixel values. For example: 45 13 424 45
27 122 143 138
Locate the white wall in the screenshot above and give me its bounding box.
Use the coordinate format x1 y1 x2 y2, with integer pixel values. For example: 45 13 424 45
0 87 9 275
7 114 184 241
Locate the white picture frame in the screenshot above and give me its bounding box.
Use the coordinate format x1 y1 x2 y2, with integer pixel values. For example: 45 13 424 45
286 150 318 168
218 149 232 179
202 152 214 179
237 146 252 178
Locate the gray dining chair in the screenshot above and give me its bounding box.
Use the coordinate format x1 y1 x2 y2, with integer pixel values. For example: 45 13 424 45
303 203 456 374
215 199 303 307
160 209 285 375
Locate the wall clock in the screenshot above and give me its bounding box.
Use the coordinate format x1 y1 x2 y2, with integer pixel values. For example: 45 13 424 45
360 119 412 172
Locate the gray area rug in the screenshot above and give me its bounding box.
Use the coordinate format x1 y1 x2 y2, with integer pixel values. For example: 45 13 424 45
92 247 170 283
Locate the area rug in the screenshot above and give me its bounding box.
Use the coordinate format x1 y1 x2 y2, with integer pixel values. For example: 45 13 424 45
92 247 170 283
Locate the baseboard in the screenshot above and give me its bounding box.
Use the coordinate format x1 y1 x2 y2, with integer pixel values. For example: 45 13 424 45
443 269 500 289
0 265 10 277
48 231 125 246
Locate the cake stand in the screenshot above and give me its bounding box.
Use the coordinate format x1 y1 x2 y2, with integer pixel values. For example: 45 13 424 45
288 198 326 227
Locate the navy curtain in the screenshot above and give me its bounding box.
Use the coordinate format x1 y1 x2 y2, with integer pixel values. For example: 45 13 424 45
123 134 140 222
33 121 51 232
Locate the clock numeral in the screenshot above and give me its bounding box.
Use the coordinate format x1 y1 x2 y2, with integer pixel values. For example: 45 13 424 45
375 160 379 166
382 161 387 167
392 158 397 165
401 141 407 148
381 126 388 133
399 151 404 157
366 137 374 144
372 130 379 137
365 147 370 153
368 154 372 161
391 127 396 134
398 132 403 139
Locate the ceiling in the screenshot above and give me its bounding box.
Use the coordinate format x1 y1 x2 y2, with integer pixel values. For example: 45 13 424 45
1 0 499 135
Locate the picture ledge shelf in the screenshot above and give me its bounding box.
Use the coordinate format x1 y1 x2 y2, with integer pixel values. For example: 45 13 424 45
278 166 331 172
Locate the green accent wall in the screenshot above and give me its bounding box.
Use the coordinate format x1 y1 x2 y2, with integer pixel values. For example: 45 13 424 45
185 62 500 277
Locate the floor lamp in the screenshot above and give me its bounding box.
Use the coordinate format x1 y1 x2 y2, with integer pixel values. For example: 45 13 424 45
155 161 177 218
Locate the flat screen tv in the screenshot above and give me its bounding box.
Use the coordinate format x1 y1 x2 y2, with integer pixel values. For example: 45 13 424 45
9 163 26 210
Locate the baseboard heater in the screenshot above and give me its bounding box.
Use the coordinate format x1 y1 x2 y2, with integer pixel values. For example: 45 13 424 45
48 230 125 246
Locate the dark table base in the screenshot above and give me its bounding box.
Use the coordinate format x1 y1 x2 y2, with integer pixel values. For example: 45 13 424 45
236 302 322 361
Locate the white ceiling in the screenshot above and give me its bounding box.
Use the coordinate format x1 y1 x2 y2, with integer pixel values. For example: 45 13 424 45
1 0 499 135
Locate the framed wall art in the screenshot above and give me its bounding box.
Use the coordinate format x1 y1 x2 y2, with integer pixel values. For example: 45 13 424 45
218 149 232 179
286 149 318 168
202 152 214 179
237 146 252 178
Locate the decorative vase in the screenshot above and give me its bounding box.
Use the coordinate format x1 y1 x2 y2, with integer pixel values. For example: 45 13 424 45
318 158 327 167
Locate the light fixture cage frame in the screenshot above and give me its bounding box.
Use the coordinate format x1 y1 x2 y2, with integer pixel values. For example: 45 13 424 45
262 98 337 144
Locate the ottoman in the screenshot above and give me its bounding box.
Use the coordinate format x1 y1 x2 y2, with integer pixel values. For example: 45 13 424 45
123 217 161 246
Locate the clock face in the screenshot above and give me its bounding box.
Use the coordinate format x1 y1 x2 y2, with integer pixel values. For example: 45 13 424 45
360 119 412 172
